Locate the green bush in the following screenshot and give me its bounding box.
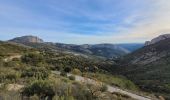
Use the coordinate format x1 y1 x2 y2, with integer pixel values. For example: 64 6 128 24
22 80 55 99
71 68 81 75
21 67 49 79
68 75 75 80
21 53 45 66
85 73 138 91
0 68 20 82
100 84 108 92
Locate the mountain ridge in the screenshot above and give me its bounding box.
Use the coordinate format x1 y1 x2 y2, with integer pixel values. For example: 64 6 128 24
8 35 143 58
145 34 170 46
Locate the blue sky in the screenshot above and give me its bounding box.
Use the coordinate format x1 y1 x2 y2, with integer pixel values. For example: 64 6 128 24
0 0 170 44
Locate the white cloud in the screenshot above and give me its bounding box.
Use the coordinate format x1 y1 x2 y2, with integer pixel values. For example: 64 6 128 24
0 0 170 44
119 0 170 41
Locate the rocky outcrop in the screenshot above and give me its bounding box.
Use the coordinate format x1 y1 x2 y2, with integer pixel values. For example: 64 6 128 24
145 34 170 46
9 35 44 43
126 35 170 65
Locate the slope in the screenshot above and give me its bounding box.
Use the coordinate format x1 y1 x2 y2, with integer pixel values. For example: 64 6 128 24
113 38 170 99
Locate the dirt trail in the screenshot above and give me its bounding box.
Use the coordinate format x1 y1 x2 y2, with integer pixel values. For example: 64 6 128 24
53 71 153 100
3 55 22 62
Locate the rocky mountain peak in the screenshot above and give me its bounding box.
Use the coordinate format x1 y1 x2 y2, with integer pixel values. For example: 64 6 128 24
9 35 44 43
145 34 170 46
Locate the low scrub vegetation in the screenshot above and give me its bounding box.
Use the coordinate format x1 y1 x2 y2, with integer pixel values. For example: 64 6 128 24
85 73 138 91
0 42 137 100
68 75 75 80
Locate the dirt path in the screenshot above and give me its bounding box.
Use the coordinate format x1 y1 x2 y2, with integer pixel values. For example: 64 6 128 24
53 71 152 100
3 55 22 62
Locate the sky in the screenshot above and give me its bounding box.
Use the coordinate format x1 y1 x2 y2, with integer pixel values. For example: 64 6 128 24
0 0 170 44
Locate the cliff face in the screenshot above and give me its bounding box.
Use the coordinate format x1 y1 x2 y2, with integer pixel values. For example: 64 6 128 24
145 34 170 46
9 35 44 43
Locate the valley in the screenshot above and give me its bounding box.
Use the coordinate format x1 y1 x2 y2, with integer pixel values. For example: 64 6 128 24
0 34 170 100
0 40 142 100
1 0 170 99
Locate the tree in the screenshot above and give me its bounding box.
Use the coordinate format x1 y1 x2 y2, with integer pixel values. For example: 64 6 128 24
64 67 71 73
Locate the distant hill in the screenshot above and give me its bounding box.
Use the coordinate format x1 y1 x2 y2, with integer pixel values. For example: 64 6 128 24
117 43 144 52
8 36 132 58
55 43 130 58
9 35 44 43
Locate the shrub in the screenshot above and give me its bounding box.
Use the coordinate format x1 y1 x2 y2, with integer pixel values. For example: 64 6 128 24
30 95 39 100
21 67 49 79
71 68 81 75
64 67 71 73
0 91 21 100
86 73 138 91
68 76 75 80
22 80 55 99
21 53 45 66
112 92 131 99
60 71 67 77
100 84 108 92
86 83 102 99
0 69 20 82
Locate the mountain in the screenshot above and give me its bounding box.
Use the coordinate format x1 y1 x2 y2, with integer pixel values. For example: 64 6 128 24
55 43 130 58
145 34 170 46
123 35 170 65
23 42 130 58
8 36 130 58
88 44 130 58
9 35 44 43
118 43 144 52
112 35 170 99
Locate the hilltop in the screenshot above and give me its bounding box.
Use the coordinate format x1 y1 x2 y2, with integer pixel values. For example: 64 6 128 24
9 35 44 43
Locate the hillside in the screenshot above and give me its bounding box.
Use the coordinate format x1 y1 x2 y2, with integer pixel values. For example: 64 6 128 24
0 41 152 100
118 43 144 52
122 38 170 65
113 37 170 99
0 41 35 58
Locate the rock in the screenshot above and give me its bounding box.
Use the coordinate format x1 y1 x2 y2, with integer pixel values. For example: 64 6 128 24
145 34 170 46
9 35 44 43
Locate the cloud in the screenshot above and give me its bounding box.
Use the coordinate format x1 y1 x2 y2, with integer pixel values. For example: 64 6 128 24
0 0 170 44
118 0 170 40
